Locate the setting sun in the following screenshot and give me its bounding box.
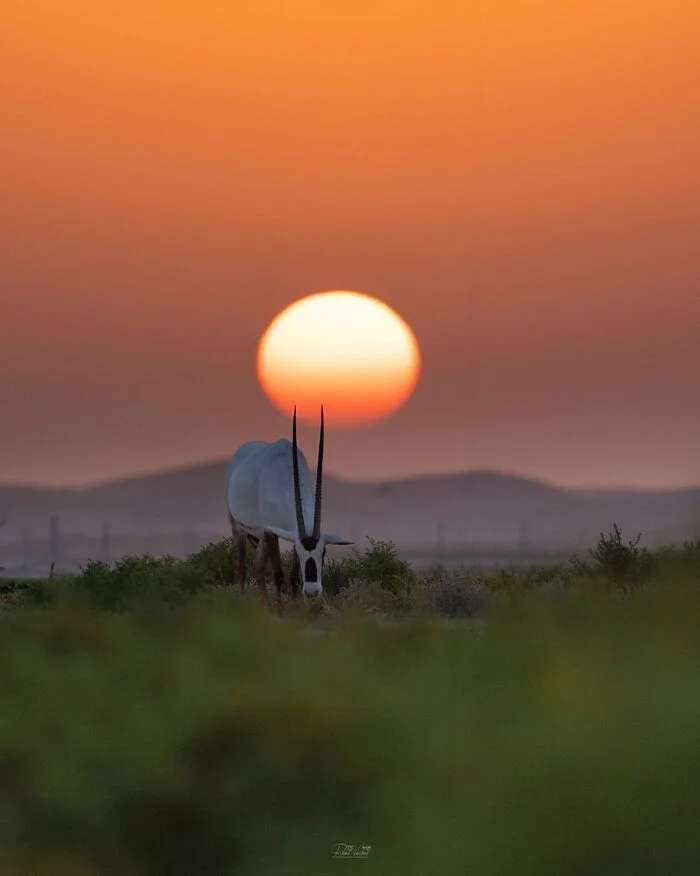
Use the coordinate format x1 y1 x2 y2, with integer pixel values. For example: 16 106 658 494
257 291 421 427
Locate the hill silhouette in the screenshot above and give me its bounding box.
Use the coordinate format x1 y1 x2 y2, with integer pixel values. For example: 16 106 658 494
1 463 698 575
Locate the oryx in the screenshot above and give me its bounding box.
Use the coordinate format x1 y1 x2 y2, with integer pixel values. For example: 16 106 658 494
225 406 353 608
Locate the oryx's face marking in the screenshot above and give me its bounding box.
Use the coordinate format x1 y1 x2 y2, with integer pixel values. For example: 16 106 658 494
295 535 326 597
304 558 317 583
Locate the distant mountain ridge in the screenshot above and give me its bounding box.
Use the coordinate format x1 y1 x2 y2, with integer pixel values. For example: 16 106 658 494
0 463 589 517
1 461 699 551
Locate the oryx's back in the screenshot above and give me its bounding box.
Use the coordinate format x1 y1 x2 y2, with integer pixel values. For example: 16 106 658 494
225 438 314 536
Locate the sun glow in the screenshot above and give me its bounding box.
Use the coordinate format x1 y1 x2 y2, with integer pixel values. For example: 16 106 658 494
257 290 421 427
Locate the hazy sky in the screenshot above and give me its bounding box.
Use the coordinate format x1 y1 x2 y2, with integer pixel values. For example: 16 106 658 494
2 1 699 488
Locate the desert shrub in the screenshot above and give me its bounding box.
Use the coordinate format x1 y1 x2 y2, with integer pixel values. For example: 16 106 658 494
333 538 417 596
93 555 209 610
183 536 254 587
6 535 698 624
0 578 34 611
653 540 700 583
476 563 573 595
568 552 592 576
7 572 77 609
419 567 490 618
0 578 32 599
519 563 574 589
49 555 212 613
8 549 243 615
586 524 656 589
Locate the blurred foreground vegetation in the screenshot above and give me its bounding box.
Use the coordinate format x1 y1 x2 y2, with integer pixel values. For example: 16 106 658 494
1 529 699 874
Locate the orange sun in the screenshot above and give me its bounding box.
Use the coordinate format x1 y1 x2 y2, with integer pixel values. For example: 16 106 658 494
257 290 421 427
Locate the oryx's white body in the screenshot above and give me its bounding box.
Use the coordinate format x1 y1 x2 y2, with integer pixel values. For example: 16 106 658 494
225 439 316 543
225 408 352 606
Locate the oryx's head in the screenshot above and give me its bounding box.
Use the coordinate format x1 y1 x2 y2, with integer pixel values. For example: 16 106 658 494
281 406 353 598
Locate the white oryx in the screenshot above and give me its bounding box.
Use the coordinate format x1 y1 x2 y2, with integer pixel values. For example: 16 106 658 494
225 406 353 607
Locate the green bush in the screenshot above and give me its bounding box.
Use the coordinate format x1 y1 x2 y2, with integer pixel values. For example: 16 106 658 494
483 563 575 594
418 566 490 618
74 555 212 612
183 536 254 588
327 537 417 596
653 540 700 583
5 555 216 615
4 536 699 617
574 524 656 590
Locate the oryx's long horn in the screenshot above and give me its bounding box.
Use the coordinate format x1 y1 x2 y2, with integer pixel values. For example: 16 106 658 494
292 407 307 537
312 406 324 540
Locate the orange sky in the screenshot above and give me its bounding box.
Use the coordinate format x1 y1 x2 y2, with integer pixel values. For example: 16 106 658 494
2 0 699 488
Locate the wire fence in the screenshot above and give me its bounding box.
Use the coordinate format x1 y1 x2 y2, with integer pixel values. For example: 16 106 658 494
1 513 697 579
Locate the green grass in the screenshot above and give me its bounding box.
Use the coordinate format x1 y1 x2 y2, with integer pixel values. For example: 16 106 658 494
0 530 699 874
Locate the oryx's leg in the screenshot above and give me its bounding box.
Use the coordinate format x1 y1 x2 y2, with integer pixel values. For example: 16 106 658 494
288 551 301 601
264 532 286 612
253 536 270 603
228 513 248 594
